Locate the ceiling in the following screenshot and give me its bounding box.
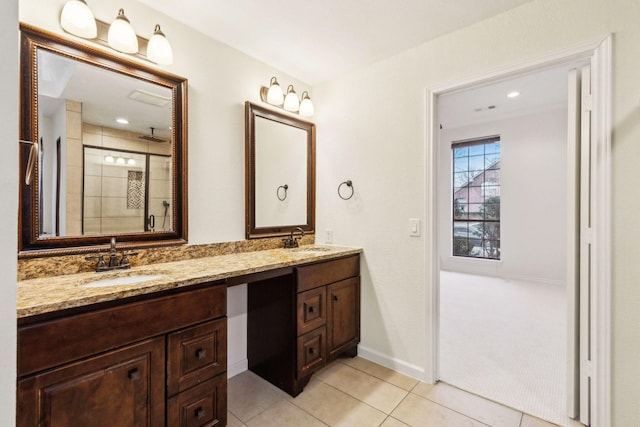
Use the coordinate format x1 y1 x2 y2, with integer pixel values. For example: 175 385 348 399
438 63 585 130
137 0 534 85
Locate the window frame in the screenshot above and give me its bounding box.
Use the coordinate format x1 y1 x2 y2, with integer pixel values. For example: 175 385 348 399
451 136 501 260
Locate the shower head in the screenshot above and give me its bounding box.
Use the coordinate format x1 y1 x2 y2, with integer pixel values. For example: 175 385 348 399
162 200 170 208
138 127 167 143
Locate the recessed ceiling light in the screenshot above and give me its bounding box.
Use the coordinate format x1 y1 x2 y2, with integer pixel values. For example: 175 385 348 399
507 91 520 98
116 118 129 124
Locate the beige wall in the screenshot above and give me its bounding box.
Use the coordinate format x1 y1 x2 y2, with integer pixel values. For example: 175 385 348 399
315 0 640 424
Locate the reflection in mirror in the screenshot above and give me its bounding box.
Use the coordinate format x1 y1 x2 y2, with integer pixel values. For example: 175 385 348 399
19 25 187 255
254 116 307 227
37 49 173 237
245 102 315 239
82 147 172 235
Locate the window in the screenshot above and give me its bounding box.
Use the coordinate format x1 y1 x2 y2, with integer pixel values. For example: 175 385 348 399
452 137 500 259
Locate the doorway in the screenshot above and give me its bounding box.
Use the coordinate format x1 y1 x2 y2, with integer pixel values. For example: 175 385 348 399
424 36 612 427
437 64 578 425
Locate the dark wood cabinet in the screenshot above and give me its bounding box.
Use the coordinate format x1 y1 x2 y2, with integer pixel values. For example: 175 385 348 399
248 255 360 396
17 284 227 427
327 277 360 358
17 338 165 427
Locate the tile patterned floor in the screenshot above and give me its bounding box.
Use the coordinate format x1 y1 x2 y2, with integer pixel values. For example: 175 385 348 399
228 357 570 427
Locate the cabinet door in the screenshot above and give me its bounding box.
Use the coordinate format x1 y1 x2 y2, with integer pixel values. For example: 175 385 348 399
327 277 360 357
17 338 164 427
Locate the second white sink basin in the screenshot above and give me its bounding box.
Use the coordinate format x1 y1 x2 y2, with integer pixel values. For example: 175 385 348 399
82 274 164 288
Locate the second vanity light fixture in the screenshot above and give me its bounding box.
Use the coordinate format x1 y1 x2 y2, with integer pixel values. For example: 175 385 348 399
260 77 314 117
60 0 174 65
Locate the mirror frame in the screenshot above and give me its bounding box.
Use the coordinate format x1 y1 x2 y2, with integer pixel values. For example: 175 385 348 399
19 24 188 257
245 102 315 239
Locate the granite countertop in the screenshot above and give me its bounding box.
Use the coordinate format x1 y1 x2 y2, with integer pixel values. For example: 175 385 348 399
17 245 362 319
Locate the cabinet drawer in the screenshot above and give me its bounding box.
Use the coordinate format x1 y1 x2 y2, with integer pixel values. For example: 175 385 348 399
167 375 227 427
296 255 359 292
168 318 227 396
297 287 326 336
297 327 326 377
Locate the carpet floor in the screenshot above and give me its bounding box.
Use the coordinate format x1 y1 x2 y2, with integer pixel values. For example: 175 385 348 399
439 270 583 427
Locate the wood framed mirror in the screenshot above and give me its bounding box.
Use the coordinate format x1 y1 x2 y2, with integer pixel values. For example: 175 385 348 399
245 102 315 239
19 24 188 257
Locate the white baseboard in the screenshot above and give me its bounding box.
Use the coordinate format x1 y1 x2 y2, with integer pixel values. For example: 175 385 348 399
357 345 426 382
227 358 248 379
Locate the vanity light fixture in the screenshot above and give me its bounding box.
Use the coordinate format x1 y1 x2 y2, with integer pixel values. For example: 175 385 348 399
116 156 126 165
59 4 174 65
104 155 115 163
127 158 136 166
107 9 138 54
60 0 97 39
147 25 174 65
260 77 315 116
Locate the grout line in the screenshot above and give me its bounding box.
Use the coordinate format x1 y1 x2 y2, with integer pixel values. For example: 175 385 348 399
407 391 492 427
335 358 418 392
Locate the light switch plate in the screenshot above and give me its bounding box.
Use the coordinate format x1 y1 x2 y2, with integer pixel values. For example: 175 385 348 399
409 218 420 236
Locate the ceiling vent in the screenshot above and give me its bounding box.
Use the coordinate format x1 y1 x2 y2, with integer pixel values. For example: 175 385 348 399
128 89 171 107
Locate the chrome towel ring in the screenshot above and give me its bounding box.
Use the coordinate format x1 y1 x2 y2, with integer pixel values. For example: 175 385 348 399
338 180 354 200
277 184 288 201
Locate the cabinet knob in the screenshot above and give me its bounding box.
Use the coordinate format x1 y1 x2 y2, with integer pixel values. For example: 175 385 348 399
195 407 206 420
333 295 339 301
196 348 207 360
308 306 315 313
128 368 141 381
309 347 315 355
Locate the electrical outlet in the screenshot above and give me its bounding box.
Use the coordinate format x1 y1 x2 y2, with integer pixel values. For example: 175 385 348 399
325 229 333 244
409 218 420 236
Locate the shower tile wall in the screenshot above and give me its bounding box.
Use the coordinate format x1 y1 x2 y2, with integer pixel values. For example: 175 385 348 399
65 100 83 236
82 124 171 235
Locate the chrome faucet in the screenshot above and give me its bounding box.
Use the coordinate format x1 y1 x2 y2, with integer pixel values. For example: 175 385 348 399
86 237 138 272
283 227 304 249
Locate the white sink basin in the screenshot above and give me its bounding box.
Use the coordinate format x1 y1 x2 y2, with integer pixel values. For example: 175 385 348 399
82 274 164 288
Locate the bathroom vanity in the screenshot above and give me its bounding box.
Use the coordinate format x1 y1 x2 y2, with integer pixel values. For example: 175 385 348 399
16 247 361 426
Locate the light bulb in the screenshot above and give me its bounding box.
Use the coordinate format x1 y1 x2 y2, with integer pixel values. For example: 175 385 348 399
116 157 125 165
266 77 284 105
60 0 97 39
127 158 136 166
283 85 299 112
147 25 173 65
299 91 314 117
104 155 114 163
108 9 138 54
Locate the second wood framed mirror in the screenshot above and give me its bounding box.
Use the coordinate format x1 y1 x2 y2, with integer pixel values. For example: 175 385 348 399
245 102 315 239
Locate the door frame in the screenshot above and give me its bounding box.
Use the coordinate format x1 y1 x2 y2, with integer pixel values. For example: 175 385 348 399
424 35 612 426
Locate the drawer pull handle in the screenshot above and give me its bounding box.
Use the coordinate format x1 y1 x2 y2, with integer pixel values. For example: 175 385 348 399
195 407 206 420
308 306 315 313
128 369 141 381
196 349 207 360
333 295 339 301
